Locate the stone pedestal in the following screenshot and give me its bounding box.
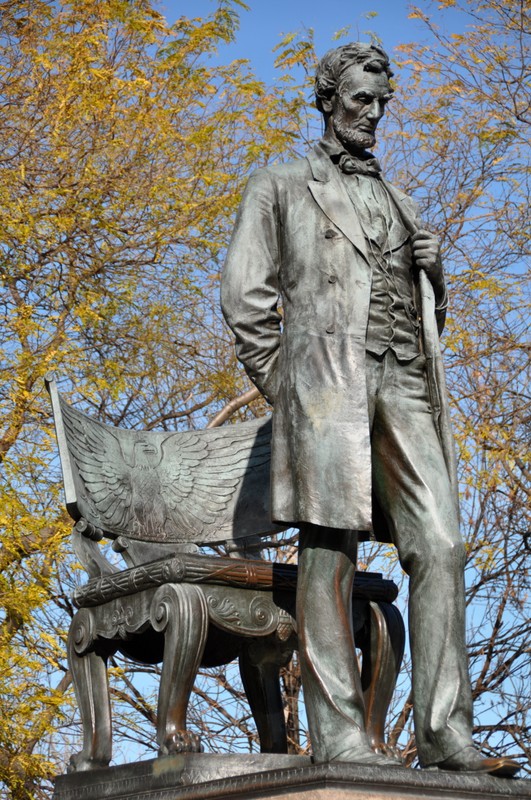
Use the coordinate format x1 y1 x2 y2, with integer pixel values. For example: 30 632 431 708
54 754 531 800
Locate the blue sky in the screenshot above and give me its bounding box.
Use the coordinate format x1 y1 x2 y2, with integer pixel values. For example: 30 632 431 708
159 0 466 83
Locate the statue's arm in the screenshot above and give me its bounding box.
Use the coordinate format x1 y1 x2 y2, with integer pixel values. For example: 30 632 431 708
221 169 282 404
411 229 448 335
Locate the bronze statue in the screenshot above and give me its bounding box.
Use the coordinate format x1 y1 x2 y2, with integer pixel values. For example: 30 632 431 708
221 42 519 777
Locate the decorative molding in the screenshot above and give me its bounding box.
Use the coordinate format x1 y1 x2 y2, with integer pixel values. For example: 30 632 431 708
74 554 397 609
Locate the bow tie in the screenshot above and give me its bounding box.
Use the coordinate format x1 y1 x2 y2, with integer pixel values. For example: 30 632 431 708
336 152 382 177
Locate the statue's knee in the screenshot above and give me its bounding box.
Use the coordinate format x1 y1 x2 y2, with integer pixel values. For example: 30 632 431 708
437 538 466 569
402 536 466 575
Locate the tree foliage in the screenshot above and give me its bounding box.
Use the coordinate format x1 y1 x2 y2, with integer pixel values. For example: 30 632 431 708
0 0 529 796
0 1 306 795
380 0 530 766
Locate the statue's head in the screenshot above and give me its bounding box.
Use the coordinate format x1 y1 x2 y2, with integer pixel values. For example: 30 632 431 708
133 440 160 468
315 42 394 152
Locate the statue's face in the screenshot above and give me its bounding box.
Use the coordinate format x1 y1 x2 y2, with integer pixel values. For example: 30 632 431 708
330 64 392 151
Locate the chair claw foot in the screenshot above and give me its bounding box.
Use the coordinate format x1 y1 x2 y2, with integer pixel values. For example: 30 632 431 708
160 731 203 755
68 751 109 773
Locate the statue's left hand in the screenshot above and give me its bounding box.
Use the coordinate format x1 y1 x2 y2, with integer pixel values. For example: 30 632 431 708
412 229 441 274
412 229 445 300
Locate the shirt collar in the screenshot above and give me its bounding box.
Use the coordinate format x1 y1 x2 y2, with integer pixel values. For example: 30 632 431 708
318 137 382 177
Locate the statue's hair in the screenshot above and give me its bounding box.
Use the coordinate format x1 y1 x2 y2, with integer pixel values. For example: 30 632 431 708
315 43 393 114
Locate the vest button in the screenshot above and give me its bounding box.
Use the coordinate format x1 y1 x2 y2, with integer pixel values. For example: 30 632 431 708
324 228 337 238
328 275 337 284
326 324 335 334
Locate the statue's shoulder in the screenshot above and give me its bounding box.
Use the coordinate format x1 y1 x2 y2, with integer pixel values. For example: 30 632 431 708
248 155 312 186
384 179 422 225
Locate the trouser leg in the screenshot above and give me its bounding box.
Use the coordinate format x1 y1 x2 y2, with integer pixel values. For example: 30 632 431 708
297 524 370 762
368 352 474 766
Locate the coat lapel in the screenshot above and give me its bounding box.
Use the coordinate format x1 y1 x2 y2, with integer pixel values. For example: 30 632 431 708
307 146 369 263
381 179 419 235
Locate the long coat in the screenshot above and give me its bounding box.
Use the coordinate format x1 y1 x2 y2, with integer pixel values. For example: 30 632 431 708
221 144 458 535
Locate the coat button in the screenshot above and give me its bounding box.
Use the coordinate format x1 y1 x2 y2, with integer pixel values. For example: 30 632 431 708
328 275 337 284
326 324 335 334
324 228 337 238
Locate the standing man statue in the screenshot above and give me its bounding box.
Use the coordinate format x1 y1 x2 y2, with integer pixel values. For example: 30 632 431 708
221 42 518 777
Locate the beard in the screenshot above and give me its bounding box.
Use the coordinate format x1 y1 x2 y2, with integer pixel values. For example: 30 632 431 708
332 115 376 152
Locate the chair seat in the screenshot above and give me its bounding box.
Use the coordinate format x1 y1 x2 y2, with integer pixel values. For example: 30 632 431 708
73 551 399 608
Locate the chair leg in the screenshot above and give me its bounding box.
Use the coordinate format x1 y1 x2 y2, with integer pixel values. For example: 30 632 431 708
239 637 292 754
150 583 208 755
359 600 405 754
67 609 113 771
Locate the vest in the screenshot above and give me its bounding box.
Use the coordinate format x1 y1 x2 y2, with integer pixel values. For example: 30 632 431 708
341 172 420 361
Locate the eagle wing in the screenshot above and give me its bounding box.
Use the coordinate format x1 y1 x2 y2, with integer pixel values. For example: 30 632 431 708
159 417 273 542
60 397 133 531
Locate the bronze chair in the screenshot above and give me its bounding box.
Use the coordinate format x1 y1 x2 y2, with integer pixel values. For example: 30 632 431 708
47 375 405 772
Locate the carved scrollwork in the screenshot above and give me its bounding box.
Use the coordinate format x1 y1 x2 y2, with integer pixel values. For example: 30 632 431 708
207 595 241 627
71 608 96 656
110 604 135 640
150 586 173 634
205 586 280 636
90 592 154 641
249 595 277 630
149 582 205 636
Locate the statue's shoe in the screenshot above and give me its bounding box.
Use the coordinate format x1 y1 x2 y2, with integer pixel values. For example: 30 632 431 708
429 746 520 778
331 746 403 768
314 731 404 768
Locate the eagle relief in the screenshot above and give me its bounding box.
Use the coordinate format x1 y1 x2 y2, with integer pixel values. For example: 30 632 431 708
58 393 274 545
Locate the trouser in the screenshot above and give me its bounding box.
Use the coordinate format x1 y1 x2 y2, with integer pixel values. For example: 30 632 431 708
297 350 474 765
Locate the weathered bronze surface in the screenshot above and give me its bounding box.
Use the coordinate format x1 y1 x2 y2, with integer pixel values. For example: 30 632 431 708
72 551 399 608
49 377 281 548
47 376 405 773
221 42 519 776
54 755 531 800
